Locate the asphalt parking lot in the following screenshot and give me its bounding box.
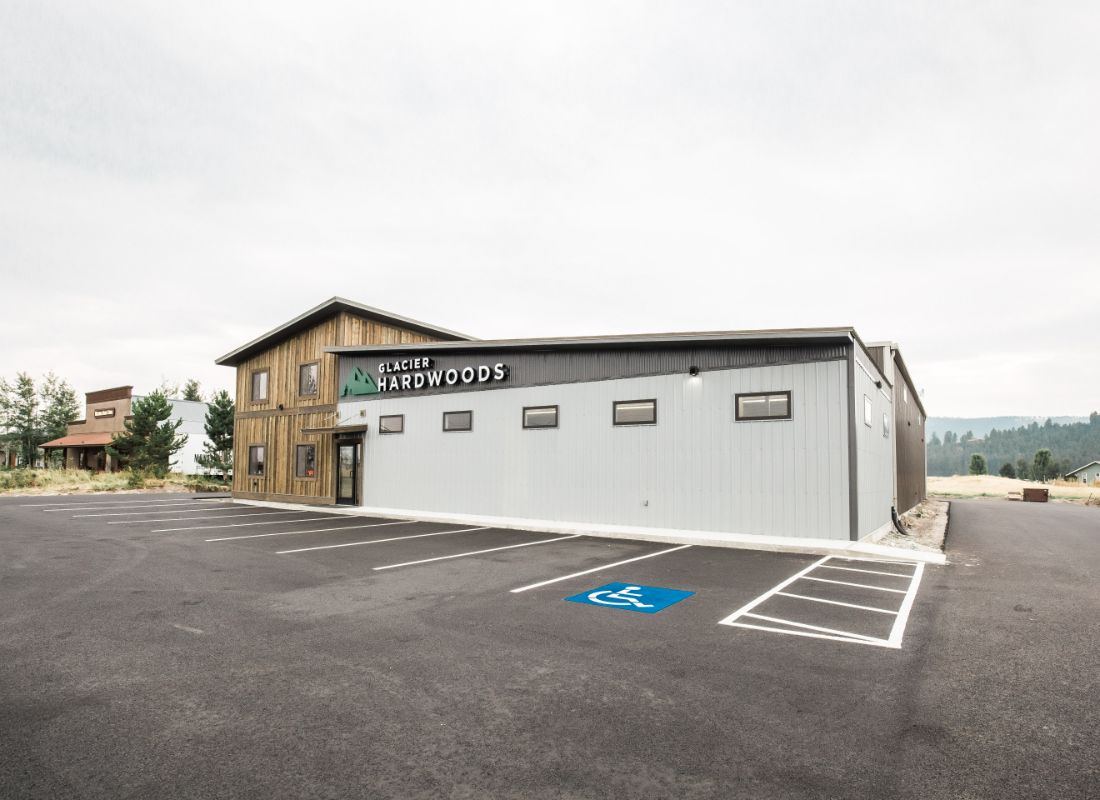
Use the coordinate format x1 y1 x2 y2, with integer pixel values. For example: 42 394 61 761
1 494 1097 799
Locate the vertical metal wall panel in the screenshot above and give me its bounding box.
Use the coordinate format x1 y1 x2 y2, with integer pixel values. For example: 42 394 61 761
343 360 851 540
892 355 927 512
852 348 895 538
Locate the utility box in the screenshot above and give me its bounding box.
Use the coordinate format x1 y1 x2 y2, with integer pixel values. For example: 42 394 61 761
1022 487 1049 503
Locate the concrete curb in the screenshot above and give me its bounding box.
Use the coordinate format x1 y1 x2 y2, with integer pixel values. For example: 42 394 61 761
235 499 948 565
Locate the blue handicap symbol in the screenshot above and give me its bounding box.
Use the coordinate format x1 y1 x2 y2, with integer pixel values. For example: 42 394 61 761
565 582 694 614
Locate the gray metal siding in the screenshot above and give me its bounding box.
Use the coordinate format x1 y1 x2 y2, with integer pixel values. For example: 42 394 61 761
893 355 927 512
852 349 895 538
341 361 851 540
339 343 848 400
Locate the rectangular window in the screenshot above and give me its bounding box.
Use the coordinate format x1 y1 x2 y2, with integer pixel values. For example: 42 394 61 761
863 395 873 427
379 414 405 434
883 413 891 438
735 391 791 421
295 444 316 478
298 362 319 397
443 410 472 432
248 445 265 476
523 405 558 429
251 369 269 402
613 399 657 426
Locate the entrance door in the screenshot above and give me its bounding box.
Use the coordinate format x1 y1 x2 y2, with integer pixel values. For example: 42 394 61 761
336 441 359 505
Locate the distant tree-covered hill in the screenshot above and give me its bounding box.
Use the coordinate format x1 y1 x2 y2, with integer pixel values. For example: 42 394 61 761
928 413 1100 477
927 416 1087 440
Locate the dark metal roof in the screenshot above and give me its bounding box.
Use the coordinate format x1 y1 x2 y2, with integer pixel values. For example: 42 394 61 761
215 297 473 367
325 327 859 356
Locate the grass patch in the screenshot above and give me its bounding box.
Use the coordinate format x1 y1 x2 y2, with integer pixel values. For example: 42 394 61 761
0 469 215 496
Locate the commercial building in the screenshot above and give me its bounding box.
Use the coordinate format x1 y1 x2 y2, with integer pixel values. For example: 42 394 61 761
39 386 212 473
217 298 927 544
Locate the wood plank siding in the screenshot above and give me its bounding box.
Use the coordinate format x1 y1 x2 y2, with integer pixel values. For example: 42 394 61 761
231 312 444 503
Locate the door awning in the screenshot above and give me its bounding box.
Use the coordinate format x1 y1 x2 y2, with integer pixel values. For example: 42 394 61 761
300 424 369 436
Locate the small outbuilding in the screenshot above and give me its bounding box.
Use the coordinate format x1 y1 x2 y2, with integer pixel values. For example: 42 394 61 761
1065 461 1100 484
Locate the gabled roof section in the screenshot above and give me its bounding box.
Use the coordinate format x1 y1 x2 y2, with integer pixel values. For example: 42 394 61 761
1065 460 1100 476
215 297 473 367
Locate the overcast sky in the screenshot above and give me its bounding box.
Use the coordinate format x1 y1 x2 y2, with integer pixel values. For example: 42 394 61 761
2 2 1097 417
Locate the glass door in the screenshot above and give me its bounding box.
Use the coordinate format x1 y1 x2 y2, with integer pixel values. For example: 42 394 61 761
336 441 359 505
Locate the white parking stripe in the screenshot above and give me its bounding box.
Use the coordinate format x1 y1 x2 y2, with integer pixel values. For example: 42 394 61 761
206 520 413 542
741 612 885 643
277 527 489 555
74 506 246 518
717 556 829 625
819 565 915 578
509 544 694 594
799 576 908 593
57 501 234 513
373 534 583 571
110 511 301 525
20 497 227 508
726 621 891 647
887 562 925 648
153 516 344 532
775 591 898 615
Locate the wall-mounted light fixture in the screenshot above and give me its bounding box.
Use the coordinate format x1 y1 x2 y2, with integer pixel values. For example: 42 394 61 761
688 365 700 377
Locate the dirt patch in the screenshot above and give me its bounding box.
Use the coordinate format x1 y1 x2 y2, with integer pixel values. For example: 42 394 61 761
874 499 949 555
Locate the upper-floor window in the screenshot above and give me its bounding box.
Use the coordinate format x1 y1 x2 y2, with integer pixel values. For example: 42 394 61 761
613 399 657 426
379 414 405 434
443 411 473 432
298 363 319 397
251 369 269 402
883 412 891 438
523 406 559 429
736 391 791 421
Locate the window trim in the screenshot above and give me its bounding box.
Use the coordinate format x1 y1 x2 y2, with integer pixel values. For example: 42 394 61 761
612 399 657 426
297 361 320 398
863 395 873 427
294 442 317 480
442 410 473 432
249 369 270 404
734 390 792 422
522 405 559 430
247 443 266 476
379 414 405 435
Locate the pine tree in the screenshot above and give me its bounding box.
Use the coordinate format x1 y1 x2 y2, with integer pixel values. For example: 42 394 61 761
1032 449 1053 483
194 389 234 483
998 462 1016 479
182 379 203 402
0 373 41 467
968 453 987 475
40 374 79 468
1016 458 1030 481
107 391 187 478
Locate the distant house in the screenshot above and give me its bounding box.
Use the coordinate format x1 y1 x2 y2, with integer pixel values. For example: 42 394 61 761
1065 461 1100 484
38 386 211 474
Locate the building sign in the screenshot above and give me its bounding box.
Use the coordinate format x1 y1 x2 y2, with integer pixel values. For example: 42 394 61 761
341 357 509 397
93 408 116 419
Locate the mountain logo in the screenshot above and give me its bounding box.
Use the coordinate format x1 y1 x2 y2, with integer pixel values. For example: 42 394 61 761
341 366 379 397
